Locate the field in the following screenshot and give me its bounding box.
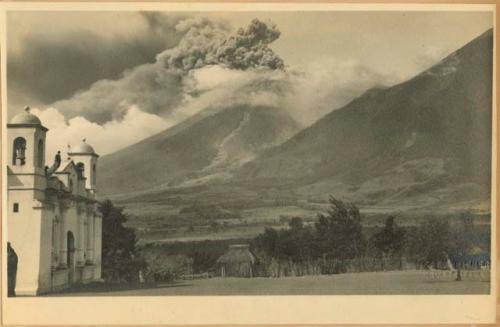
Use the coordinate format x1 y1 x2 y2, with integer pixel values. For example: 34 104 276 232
124 197 491 244
48 270 490 296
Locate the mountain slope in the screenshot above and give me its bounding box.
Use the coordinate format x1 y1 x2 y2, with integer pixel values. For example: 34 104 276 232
100 29 492 214
98 104 300 196
236 29 492 209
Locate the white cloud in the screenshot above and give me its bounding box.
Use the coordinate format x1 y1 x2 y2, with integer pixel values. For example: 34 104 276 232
170 58 401 128
32 106 171 162
283 57 401 124
185 65 248 91
32 55 401 163
164 65 286 123
414 45 449 71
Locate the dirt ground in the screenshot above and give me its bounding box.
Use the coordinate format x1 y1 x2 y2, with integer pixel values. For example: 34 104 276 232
47 270 490 296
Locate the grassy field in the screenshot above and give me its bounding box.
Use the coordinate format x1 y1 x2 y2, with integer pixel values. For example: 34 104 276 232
48 270 489 296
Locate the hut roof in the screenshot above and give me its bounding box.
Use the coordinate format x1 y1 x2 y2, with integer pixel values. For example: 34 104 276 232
217 244 256 264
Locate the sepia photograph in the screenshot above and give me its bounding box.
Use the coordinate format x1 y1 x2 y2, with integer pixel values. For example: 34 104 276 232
1 2 497 325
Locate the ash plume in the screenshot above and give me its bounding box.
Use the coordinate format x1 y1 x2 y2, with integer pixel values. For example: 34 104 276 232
157 18 284 71
34 15 397 156
50 17 284 124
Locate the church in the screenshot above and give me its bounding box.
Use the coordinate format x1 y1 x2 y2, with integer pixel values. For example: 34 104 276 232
7 107 103 295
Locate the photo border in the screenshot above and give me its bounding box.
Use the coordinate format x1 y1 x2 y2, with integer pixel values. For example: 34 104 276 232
0 1 497 325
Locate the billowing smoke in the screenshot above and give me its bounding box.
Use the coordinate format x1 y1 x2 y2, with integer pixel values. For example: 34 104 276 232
157 17 284 71
51 62 186 123
38 15 398 156
51 18 285 124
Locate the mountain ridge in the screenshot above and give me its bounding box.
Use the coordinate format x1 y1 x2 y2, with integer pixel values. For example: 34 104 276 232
99 28 493 215
231 30 493 210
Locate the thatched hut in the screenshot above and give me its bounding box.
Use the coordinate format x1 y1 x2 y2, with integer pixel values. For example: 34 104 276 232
216 244 256 277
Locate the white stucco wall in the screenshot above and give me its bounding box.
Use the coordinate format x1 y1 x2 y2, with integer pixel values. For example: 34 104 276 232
7 191 43 295
7 123 102 295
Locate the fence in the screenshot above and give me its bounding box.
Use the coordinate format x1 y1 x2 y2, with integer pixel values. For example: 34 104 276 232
259 257 491 280
424 268 490 282
181 272 211 280
262 257 417 277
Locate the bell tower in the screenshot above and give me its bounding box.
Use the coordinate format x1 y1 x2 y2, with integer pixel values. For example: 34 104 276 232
7 106 48 196
68 138 99 194
7 106 50 295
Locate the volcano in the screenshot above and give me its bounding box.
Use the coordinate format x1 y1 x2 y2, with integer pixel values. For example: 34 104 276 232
99 29 492 213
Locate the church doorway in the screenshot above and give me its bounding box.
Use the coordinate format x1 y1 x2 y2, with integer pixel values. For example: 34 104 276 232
67 231 75 284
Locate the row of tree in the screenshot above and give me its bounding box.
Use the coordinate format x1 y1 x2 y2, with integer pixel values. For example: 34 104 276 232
98 197 489 283
251 197 488 280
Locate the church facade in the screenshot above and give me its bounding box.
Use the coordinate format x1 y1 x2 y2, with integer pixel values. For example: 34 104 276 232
7 107 103 295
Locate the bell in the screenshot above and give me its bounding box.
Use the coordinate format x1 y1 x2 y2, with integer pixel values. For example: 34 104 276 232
16 151 25 160
13 138 27 166
16 148 26 164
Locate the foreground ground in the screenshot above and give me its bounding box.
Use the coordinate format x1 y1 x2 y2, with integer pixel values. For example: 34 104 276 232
47 270 490 296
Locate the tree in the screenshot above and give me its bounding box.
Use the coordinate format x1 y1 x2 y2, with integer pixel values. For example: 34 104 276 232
408 215 476 280
371 216 406 269
407 218 451 269
288 217 304 230
314 197 365 260
253 220 316 270
253 227 280 259
100 200 146 283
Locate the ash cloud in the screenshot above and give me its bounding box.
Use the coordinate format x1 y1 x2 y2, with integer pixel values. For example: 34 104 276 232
8 14 185 110
50 62 186 123
14 15 399 156
49 17 286 124
157 18 284 71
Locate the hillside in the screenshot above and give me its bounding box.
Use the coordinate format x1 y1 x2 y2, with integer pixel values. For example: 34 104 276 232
236 29 493 210
100 29 493 225
98 104 300 196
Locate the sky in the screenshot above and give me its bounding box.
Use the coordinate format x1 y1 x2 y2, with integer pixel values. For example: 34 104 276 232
6 10 493 159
